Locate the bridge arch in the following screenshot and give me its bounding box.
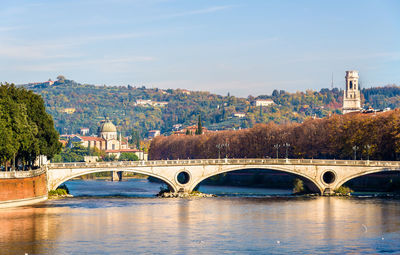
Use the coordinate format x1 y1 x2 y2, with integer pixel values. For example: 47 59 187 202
50 168 177 193
335 168 400 190
189 165 324 194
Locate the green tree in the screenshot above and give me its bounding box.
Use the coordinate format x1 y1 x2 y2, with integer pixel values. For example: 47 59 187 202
119 152 139 161
0 83 61 168
130 129 141 149
195 115 203 135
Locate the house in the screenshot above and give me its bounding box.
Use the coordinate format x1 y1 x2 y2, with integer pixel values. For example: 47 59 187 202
173 125 211 135
80 128 90 135
255 99 275 107
173 124 183 131
63 108 76 114
148 130 161 138
233 112 246 118
136 100 168 107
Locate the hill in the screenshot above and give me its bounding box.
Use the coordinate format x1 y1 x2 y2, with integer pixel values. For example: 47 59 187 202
21 77 399 138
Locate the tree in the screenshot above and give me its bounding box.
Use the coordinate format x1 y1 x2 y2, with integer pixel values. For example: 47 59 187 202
129 129 141 149
195 115 203 135
119 152 139 161
0 83 61 168
57 75 66 83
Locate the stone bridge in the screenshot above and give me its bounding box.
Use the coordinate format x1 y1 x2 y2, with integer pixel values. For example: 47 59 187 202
46 158 400 195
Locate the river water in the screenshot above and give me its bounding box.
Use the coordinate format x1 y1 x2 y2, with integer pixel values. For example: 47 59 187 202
1 179 400 254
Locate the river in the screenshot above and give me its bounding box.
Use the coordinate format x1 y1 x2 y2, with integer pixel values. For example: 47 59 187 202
0 179 399 254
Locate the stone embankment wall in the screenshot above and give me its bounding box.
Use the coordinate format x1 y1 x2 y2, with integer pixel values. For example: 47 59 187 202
0 169 47 207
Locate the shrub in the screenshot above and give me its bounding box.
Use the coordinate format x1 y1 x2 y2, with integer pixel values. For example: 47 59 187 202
335 186 353 195
293 178 304 194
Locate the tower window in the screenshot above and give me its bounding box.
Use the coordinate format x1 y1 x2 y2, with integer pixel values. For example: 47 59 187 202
350 81 353 89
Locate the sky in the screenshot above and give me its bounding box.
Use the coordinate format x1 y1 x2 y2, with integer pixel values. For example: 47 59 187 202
0 0 399 97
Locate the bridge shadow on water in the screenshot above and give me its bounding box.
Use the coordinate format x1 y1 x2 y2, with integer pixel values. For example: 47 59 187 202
195 168 319 196
343 171 400 195
50 168 400 200
51 169 322 199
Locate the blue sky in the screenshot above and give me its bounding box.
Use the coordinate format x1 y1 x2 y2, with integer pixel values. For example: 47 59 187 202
1 0 399 96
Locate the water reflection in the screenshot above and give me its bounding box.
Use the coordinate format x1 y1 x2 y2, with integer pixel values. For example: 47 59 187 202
0 182 400 254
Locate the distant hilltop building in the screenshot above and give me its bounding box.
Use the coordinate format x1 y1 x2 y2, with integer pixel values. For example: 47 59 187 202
148 130 161 139
27 79 55 87
80 128 89 135
135 99 168 107
233 112 246 118
342 70 362 114
255 99 275 107
62 108 76 114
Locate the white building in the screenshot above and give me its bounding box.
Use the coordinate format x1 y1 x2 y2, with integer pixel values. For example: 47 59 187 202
136 99 168 107
255 99 275 107
148 130 161 138
233 112 246 118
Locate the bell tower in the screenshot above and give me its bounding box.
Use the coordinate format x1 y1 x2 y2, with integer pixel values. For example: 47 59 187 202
342 70 361 114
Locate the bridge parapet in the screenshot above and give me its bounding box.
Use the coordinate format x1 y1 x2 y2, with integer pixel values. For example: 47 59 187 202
0 168 46 179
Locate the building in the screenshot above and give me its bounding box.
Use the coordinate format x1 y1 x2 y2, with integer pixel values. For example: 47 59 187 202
233 112 246 118
135 99 168 107
27 80 55 86
255 99 274 107
148 130 161 138
173 125 211 135
342 70 362 114
172 124 183 131
80 128 90 135
69 119 145 159
63 108 76 114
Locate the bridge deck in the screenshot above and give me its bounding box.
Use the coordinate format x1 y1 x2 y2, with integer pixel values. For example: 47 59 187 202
47 158 400 169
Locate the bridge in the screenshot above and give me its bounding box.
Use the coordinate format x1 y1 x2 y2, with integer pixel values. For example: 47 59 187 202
46 158 400 195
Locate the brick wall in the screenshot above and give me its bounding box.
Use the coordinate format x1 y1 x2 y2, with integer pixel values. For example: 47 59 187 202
0 173 47 201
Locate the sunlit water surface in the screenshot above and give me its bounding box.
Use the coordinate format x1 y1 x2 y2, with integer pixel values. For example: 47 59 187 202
0 179 399 254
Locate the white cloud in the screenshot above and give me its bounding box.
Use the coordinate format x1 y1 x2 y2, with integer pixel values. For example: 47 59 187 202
156 5 236 20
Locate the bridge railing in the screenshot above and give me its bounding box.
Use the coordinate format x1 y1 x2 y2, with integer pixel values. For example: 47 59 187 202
46 158 400 169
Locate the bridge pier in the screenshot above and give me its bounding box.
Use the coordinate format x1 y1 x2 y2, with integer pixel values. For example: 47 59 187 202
111 171 123 182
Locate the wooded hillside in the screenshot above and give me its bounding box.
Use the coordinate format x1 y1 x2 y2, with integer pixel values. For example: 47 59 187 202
23 77 400 138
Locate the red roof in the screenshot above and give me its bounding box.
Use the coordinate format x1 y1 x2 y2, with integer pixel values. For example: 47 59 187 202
120 149 140 152
105 149 140 153
79 136 105 142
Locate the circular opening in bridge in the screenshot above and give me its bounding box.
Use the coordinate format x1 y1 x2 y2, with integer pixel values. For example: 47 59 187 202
322 171 336 184
177 171 190 185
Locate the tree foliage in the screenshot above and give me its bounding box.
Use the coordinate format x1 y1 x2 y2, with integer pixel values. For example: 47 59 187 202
119 152 139 161
0 84 61 168
149 110 400 161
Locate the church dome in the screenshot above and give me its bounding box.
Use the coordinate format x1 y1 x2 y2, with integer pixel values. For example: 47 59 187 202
100 119 117 133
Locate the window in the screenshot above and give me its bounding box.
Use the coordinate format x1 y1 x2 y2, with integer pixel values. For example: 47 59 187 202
349 81 353 89
112 144 115 150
